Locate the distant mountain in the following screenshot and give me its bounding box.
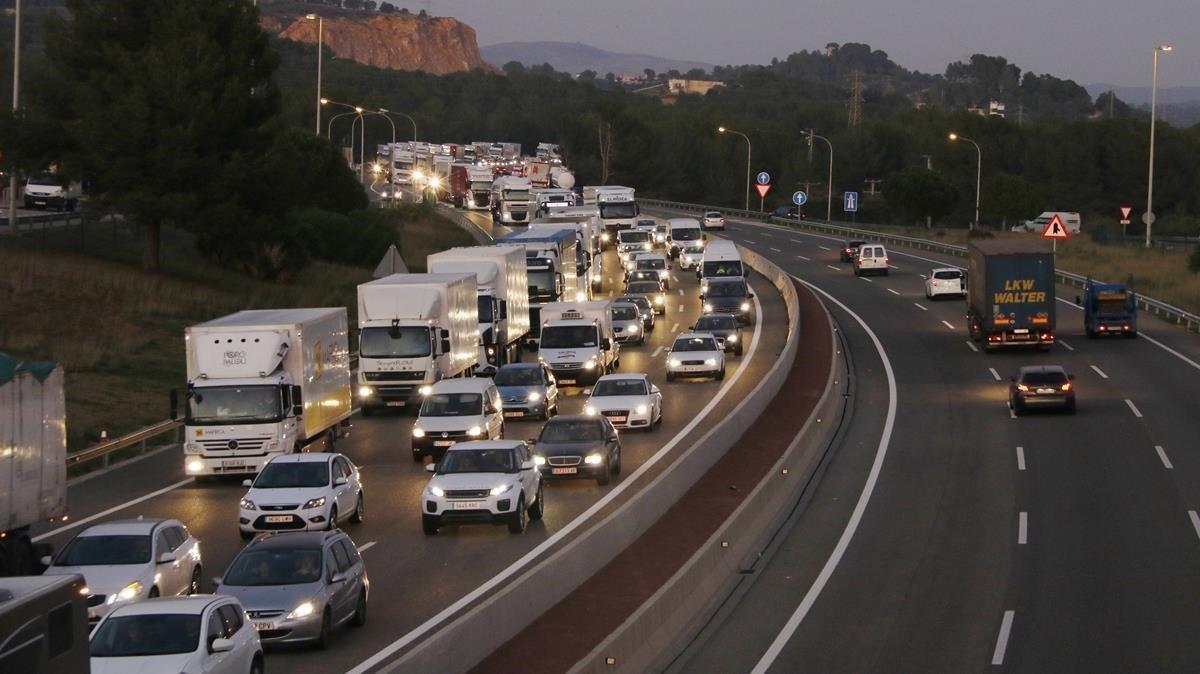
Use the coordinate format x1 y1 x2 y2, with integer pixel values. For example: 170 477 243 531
480 41 712 76
1085 84 1200 106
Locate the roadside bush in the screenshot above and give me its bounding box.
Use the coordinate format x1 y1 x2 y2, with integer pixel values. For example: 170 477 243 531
194 203 313 281
1189 248 1200 274
305 208 400 267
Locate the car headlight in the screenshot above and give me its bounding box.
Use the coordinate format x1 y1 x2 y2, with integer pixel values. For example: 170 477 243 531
740 302 751 311
239 498 257 511
107 581 143 604
412 427 426 438
654 296 664 304
419 385 432 396
704 303 713 312
669 359 681 367
627 324 639 334
601 233 610 241
527 391 541 402
358 386 373 398
430 485 445 497
467 426 483 437
585 453 603 465
658 270 668 278
186 460 204 473
184 443 202 454
592 273 602 282
583 359 597 370
705 359 717 366
489 484 513 496
302 496 327 510
286 600 316 620
643 242 652 250
585 406 597 416
656 234 666 242
636 404 647 414
727 334 738 343
533 455 546 466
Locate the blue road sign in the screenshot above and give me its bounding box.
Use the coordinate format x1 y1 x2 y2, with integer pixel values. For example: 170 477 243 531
756 171 771 186
792 191 808 206
844 191 859 212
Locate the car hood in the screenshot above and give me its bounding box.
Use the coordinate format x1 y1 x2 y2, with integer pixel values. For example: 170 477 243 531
44 564 148 595
91 653 196 674
429 472 515 491
533 440 606 457
215 581 322 612
696 328 734 339
708 296 747 307
245 486 329 507
417 415 485 432
497 385 541 400
670 350 722 360
586 394 649 410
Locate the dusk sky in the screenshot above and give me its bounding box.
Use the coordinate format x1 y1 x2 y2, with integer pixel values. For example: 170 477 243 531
433 0 1198 87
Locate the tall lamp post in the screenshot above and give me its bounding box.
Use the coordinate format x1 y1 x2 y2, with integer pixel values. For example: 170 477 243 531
806 129 834 221
718 126 751 211
7 0 20 232
1145 44 1173 248
949 132 981 231
322 98 366 182
378 108 417 142
305 14 323 136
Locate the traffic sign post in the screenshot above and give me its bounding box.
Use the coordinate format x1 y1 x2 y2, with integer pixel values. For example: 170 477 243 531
1119 205 1132 235
792 191 807 206
755 182 771 212
844 192 859 212
1042 212 1069 252
756 171 771 186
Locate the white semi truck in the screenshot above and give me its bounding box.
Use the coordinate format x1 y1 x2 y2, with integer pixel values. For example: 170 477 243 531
356 273 479 414
582 185 638 247
427 246 531 371
491 175 534 225
0 354 66 575
530 209 603 295
179 309 352 479
495 229 582 345
537 301 618 386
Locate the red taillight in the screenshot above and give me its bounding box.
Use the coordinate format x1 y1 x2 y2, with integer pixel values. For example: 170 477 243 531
1122 325 1130 331
1039 332 1053 341
1098 325 1106 331
988 334 1001 342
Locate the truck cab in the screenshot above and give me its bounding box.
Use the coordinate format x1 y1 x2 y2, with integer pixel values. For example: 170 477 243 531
491 176 533 224
495 229 581 344
538 301 618 386
1082 277 1137 338
583 186 638 248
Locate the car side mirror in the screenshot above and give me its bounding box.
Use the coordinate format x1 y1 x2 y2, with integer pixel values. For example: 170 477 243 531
242 479 253 487
334 476 348 486
169 389 179 421
40 555 53 567
291 385 303 416
499 299 508 320
520 460 535 471
211 576 223 587
425 463 436 473
651 385 660 393
157 551 175 564
526 437 538 445
209 637 235 654
330 571 348 584
441 338 452 354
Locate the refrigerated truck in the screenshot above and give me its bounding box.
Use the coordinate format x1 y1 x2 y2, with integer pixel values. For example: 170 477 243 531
356 273 479 414
530 211 602 295
179 309 352 478
966 239 1057 351
0 354 66 576
538 300 618 386
427 247 531 370
491 175 534 224
582 185 638 247
494 229 580 345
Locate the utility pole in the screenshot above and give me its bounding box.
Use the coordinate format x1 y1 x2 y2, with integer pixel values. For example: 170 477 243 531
864 179 882 196
7 0 20 233
848 69 864 127
806 129 834 221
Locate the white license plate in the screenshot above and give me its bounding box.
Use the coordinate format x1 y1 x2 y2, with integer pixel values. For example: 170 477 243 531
434 440 455 447
386 401 406 407
1036 388 1055 394
264 515 292 523
552 467 578 475
222 459 246 468
504 411 524 418
607 416 627 423
453 501 485 510
253 622 273 631
559 379 576 385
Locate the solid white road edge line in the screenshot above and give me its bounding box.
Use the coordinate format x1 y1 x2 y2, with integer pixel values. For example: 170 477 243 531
1090 365 1109 379
992 610 1016 665
749 275 897 674
989 368 1002 381
1018 512 1028 545
1125 399 1144 418
1155 445 1173 470
349 284 767 674
1016 446 1026 471
32 478 195 543
1189 511 1200 543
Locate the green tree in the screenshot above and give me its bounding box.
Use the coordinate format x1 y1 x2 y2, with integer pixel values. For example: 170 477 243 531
38 0 280 271
982 173 1044 228
884 167 959 227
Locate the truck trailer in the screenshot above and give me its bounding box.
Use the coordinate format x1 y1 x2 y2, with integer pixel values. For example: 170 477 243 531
427 246 531 370
494 229 581 344
1082 276 1138 338
966 239 1056 351
179 309 352 478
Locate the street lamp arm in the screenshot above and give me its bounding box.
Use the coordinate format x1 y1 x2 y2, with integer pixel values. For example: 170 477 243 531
377 108 417 142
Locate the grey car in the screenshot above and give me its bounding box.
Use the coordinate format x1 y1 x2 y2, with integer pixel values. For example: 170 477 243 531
531 415 622 486
692 314 745 355
611 302 645 345
616 295 656 331
494 362 560 420
215 531 368 650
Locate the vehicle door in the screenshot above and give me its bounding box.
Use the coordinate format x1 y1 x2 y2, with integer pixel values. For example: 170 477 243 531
335 539 366 617
601 418 620 463
203 604 232 674
542 366 558 410
165 525 196 593
153 526 186 595
484 387 504 437
211 603 252 674
331 457 355 517
514 445 538 499
327 542 356 624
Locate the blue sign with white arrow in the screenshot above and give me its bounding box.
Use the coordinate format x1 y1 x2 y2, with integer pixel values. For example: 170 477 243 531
792 191 808 206
756 171 771 186
844 191 859 212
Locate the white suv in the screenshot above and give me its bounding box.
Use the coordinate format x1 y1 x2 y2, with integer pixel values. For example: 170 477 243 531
666 333 726 381
421 440 544 535
925 267 967 299
853 244 889 276
238 453 364 539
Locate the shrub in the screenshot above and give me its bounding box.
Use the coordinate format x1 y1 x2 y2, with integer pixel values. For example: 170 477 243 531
1189 248 1200 274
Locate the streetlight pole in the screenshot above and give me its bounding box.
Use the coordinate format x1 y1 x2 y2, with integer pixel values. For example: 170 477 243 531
378 108 417 142
7 0 20 232
949 132 981 231
326 111 357 139
718 126 751 211
305 14 323 136
322 98 366 183
1145 44 1173 248
806 129 834 221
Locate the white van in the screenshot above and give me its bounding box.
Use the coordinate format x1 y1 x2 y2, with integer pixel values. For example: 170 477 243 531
411 378 505 461
1017 212 1081 234
853 244 889 276
667 218 705 258
699 239 745 292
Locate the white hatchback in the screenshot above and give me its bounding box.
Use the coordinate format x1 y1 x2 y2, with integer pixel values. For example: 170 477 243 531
238 453 364 538
853 244 889 276
584 373 663 432
666 333 726 381
925 267 967 299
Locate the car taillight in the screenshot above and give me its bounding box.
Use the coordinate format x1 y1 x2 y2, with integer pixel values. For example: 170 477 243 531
1060 383 1072 391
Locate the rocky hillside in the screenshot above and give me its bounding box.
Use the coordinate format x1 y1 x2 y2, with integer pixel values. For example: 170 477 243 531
263 9 494 76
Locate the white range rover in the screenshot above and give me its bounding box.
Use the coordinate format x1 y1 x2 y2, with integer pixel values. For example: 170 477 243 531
421 440 544 535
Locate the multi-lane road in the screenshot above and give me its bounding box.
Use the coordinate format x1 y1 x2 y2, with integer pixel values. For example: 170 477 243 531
659 214 1200 673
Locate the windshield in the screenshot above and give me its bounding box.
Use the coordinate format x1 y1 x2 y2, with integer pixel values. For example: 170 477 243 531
600 202 636 219
528 270 556 295
420 393 483 417
91 615 201 657
619 231 651 244
696 316 736 331
627 282 660 295
933 270 962 280
470 181 492 190
1020 371 1068 386
540 419 604 443
618 297 650 313
674 337 718 352
707 281 747 298
253 461 329 489
541 325 598 348
28 175 61 187
592 379 647 397
637 258 667 271
672 228 702 241
56 535 151 566
223 548 323 586
705 212 722 218
1097 299 1128 315
611 306 639 320
629 271 657 283
187 386 281 424
495 367 542 386
360 326 431 359
683 245 705 255
703 261 743 278
439 448 516 473
477 296 495 324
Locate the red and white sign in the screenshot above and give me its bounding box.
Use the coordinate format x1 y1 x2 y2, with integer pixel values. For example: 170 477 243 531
1119 206 1133 219
1042 213 1069 240
754 183 771 199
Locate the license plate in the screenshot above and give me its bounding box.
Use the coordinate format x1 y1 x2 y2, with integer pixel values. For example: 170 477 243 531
559 379 576 385
453 501 484 510
222 459 246 468
607 416 627 423
34 200 46 206
1036 388 1055 394
504 411 524 418
253 622 273 631
552 467 578 475
386 401 406 407
264 515 292 523
434 440 455 447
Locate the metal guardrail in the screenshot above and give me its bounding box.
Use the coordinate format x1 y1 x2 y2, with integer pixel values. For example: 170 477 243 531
641 198 1200 333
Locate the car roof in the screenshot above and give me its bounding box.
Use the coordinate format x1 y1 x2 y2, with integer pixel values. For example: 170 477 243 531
846 239 867 245
1018 365 1067 375
545 414 603 425
635 252 667 260
247 531 335 551
106 595 233 617
446 440 525 451
79 518 170 536
498 362 541 371
675 332 719 342
705 211 722 215
596 373 647 382
931 267 962 273
696 313 738 322
265 452 335 465
430 377 493 393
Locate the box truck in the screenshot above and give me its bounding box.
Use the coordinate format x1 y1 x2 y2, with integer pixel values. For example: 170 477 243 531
356 274 479 414
0 575 90 670
530 210 602 295
966 239 1056 351
178 309 352 478
495 229 581 343
538 301 618 386
428 247 531 371
491 175 534 224
0 354 66 575
582 185 638 247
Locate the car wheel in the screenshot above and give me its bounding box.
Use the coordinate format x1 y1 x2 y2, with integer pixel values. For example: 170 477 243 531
148 586 160 599
597 464 611 486
351 494 365 523
249 655 264 674
529 484 545 520
350 589 368 627
239 529 254 541
716 367 725 381
508 496 527 533
189 566 202 595
422 514 440 536
612 449 622 475
326 506 338 531
312 609 331 650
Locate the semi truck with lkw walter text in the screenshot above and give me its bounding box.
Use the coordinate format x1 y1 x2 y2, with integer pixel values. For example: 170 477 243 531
966 239 1056 351
178 309 352 479
427 247 531 371
356 273 479 414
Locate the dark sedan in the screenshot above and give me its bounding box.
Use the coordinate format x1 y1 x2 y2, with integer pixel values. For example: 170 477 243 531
692 314 745 355
1009 365 1076 415
529 415 622 486
840 240 868 262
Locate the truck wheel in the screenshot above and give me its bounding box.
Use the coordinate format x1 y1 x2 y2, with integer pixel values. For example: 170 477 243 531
326 427 337 449
422 515 440 535
508 496 527 533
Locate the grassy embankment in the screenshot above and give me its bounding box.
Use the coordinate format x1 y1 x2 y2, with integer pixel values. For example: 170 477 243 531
0 209 474 453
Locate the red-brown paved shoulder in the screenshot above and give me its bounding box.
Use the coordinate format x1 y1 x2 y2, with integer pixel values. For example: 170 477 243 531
473 279 832 674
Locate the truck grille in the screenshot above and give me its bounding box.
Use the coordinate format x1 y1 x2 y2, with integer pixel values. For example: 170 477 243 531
548 456 581 466
364 371 424 382
445 489 490 499
552 362 583 370
198 438 268 452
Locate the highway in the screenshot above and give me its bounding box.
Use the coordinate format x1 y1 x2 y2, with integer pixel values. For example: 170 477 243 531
658 215 1200 673
30 220 790 673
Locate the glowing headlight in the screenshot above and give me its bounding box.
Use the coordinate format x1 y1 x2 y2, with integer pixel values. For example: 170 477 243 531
576 291 588 301
286 601 316 620
412 427 426 438
656 234 666 242
467 426 483 437
585 453 603 465
358 386 373 398
643 242 652 250
669 359 681 367
655 296 664 304
413 170 425 182
302 496 326 510
489 484 512 496
740 302 750 311
533 455 546 466
107 581 143 604
186 460 204 473
585 406 598 416
592 273 602 282
239 498 257 511
601 233 610 241
635 404 647 415
704 303 713 312
727 334 738 342
431 486 445 497
658 270 669 278
705 359 717 366
527 391 541 402
583 359 597 370
419 385 432 396
627 324 639 334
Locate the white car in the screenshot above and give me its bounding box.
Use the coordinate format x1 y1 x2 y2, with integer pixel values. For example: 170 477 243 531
89 595 263 674
43 518 203 627
925 267 967 299
633 252 671 289
853 244 889 276
678 244 705 271
421 440 544 535
238 453 364 539
584 373 663 432
666 333 726 381
702 211 726 230
412 378 505 461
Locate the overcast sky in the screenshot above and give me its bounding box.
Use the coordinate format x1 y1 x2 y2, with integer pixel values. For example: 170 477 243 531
432 0 1197 87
